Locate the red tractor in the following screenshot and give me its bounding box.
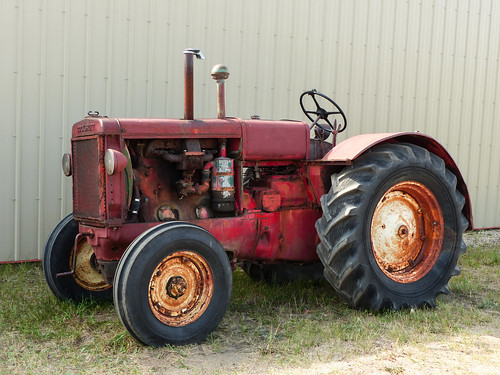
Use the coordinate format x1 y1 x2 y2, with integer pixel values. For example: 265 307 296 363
43 49 471 347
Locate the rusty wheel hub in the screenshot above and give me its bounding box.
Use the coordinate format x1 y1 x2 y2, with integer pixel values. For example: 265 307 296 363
148 251 213 326
370 181 444 283
70 239 111 292
166 276 188 299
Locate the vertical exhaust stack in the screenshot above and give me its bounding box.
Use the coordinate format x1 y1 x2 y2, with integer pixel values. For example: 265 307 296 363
211 64 230 119
183 48 205 120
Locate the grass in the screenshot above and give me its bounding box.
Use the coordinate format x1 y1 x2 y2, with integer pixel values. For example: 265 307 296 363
0 240 498 374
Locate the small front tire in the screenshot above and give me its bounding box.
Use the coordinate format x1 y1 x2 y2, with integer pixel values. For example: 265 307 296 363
113 222 232 347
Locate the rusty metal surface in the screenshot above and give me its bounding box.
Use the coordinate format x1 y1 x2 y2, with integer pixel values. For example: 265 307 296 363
71 236 111 291
254 189 280 212
119 118 243 139
131 156 210 222
370 181 444 283
83 204 321 266
56 232 111 291
148 251 213 327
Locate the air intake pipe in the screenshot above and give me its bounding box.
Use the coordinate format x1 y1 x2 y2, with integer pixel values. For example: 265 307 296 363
211 64 230 119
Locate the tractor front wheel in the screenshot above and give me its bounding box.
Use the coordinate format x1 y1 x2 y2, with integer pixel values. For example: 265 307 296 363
316 143 468 310
43 214 112 301
113 222 232 346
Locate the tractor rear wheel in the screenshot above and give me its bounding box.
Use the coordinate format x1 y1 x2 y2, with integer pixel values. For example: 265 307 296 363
316 143 468 311
113 222 232 347
43 214 112 301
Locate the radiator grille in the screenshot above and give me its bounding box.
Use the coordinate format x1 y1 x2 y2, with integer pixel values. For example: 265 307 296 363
72 138 104 220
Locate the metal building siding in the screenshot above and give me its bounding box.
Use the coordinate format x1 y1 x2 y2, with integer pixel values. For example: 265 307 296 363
1 0 499 261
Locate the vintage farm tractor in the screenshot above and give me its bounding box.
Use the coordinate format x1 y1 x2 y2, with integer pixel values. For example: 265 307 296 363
43 49 471 347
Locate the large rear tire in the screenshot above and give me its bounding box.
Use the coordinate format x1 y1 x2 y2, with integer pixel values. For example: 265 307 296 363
43 214 112 302
316 143 468 311
113 222 232 347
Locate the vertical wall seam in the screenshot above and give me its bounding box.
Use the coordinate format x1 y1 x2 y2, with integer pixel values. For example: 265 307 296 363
270 0 280 120
318 0 327 99
285 0 295 116
304 0 312 92
435 0 448 143
401 0 412 131
491 4 500 224
13 0 23 261
372 0 385 131
146 0 154 117
476 0 494 221
423 1 437 134
60 0 70 217
253 0 263 114
37 0 47 258
126 0 134 117
445 0 460 149
386 0 398 132
358 0 371 131
345 0 357 116
457 0 472 178
465 0 482 201
333 0 341 99
235 1 244 116
83 0 92 113
411 1 424 132
105 0 114 115
164 2 173 118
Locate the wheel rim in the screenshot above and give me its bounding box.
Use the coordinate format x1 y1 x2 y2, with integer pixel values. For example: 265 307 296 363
148 251 214 327
70 239 111 291
370 181 444 283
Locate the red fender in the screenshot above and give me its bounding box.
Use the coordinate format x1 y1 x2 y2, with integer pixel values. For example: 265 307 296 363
322 132 473 228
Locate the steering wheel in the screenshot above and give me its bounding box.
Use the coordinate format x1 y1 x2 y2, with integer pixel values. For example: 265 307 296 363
300 90 347 136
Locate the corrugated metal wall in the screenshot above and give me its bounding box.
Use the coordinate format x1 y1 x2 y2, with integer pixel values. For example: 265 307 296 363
1 0 499 261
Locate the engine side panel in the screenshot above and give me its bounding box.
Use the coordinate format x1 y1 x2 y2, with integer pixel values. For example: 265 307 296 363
240 119 310 161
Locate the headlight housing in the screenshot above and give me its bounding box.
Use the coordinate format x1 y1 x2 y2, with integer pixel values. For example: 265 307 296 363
62 153 72 176
104 149 128 175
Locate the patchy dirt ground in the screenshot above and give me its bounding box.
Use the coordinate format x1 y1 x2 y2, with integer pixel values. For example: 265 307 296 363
132 323 499 374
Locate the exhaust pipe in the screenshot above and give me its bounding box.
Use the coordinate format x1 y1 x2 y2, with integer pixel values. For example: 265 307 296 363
183 48 204 120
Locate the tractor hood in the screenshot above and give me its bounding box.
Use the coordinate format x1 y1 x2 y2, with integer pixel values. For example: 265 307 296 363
72 116 311 161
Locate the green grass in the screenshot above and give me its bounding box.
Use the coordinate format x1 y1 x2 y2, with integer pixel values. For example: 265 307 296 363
0 241 498 374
